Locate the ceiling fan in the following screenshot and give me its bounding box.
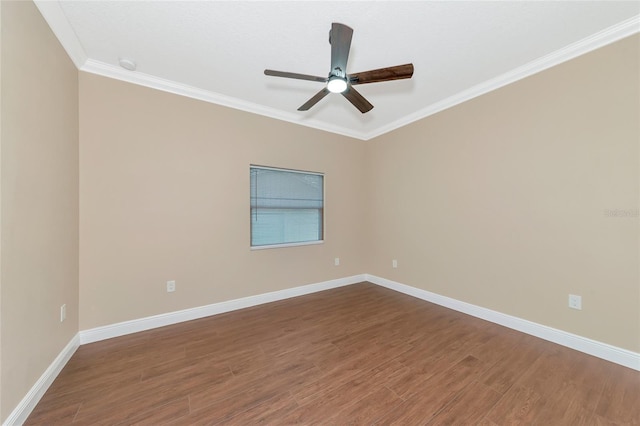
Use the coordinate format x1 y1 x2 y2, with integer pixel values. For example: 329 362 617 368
264 23 414 114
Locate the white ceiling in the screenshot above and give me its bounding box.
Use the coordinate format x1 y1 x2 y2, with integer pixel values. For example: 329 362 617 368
35 1 639 140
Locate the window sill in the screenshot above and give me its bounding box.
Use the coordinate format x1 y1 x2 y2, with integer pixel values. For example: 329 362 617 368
250 240 324 250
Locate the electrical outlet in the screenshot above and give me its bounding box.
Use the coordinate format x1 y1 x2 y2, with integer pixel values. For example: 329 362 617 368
568 294 582 310
334 257 340 266
392 259 398 268
167 280 176 293
60 304 66 322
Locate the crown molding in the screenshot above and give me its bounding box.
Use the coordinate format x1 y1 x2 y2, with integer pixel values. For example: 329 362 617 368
33 0 87 69
365 15 640 140
35 2 638 141
80 60 368 140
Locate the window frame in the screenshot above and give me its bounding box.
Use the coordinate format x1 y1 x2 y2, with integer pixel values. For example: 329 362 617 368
250 165 325 250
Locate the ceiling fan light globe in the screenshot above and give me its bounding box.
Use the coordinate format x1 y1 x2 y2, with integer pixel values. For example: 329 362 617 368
327 77 348 93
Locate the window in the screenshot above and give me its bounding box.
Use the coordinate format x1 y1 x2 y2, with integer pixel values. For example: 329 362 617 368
250 166 324 248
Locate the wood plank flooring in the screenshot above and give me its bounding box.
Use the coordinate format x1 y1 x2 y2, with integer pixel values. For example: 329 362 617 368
26 282 640 425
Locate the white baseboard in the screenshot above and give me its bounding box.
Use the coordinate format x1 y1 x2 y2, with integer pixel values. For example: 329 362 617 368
366 274 640 371
7 272 638 425
80 274 367 345
3 334 80 426
4 275 365 425
80 273 640 370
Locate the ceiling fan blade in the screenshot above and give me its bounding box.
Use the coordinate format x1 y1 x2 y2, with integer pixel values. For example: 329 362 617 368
264 69 327 83
298 88 330 111
342 85 374 113
349 63 414 85
330 23 353 78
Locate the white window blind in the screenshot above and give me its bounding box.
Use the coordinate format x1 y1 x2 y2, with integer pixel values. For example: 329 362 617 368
250 166 324 248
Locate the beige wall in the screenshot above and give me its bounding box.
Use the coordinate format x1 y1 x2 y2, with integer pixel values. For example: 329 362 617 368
366 35 639 352
1 5 637 419
0 1 79 422
79 73 367 330
79 36 639 350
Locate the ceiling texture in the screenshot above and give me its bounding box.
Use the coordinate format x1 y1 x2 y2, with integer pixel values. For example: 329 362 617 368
35 1 639 140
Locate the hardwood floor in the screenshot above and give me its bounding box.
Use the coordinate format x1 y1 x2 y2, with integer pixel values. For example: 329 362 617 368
26 282 639 425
